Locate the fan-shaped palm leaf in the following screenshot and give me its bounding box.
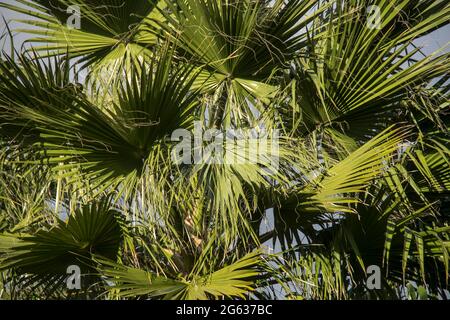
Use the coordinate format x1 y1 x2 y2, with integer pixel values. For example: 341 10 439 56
0 197 125 295
0 0 166 73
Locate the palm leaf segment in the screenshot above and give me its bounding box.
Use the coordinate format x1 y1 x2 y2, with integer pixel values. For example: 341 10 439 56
1 50 198 194
161 0 328 125
0 198 124 289
0 0 167 70
285 187 450 299
96 250 261 300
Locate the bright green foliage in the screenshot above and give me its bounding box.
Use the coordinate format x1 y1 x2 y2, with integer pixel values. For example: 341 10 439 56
0 0 449 300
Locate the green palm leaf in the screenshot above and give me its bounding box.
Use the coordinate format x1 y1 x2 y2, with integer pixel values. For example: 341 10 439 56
0 197 124 292
96 250 261 300
2 48 198 195
0 0 166 72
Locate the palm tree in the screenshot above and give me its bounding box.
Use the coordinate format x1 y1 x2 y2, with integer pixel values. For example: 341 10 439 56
0 0 448 300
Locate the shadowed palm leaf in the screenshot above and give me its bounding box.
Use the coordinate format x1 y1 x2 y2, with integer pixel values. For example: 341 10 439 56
0 198 124 295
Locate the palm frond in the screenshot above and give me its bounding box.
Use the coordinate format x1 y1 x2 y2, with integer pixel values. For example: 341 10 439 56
96 250 261 300
0 197 125 294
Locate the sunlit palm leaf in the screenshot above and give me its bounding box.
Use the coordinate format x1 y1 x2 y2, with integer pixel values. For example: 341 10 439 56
96 250 261 300
0 0 166 72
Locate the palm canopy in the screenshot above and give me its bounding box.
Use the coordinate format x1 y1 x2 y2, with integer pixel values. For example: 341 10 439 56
0 0 449 300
